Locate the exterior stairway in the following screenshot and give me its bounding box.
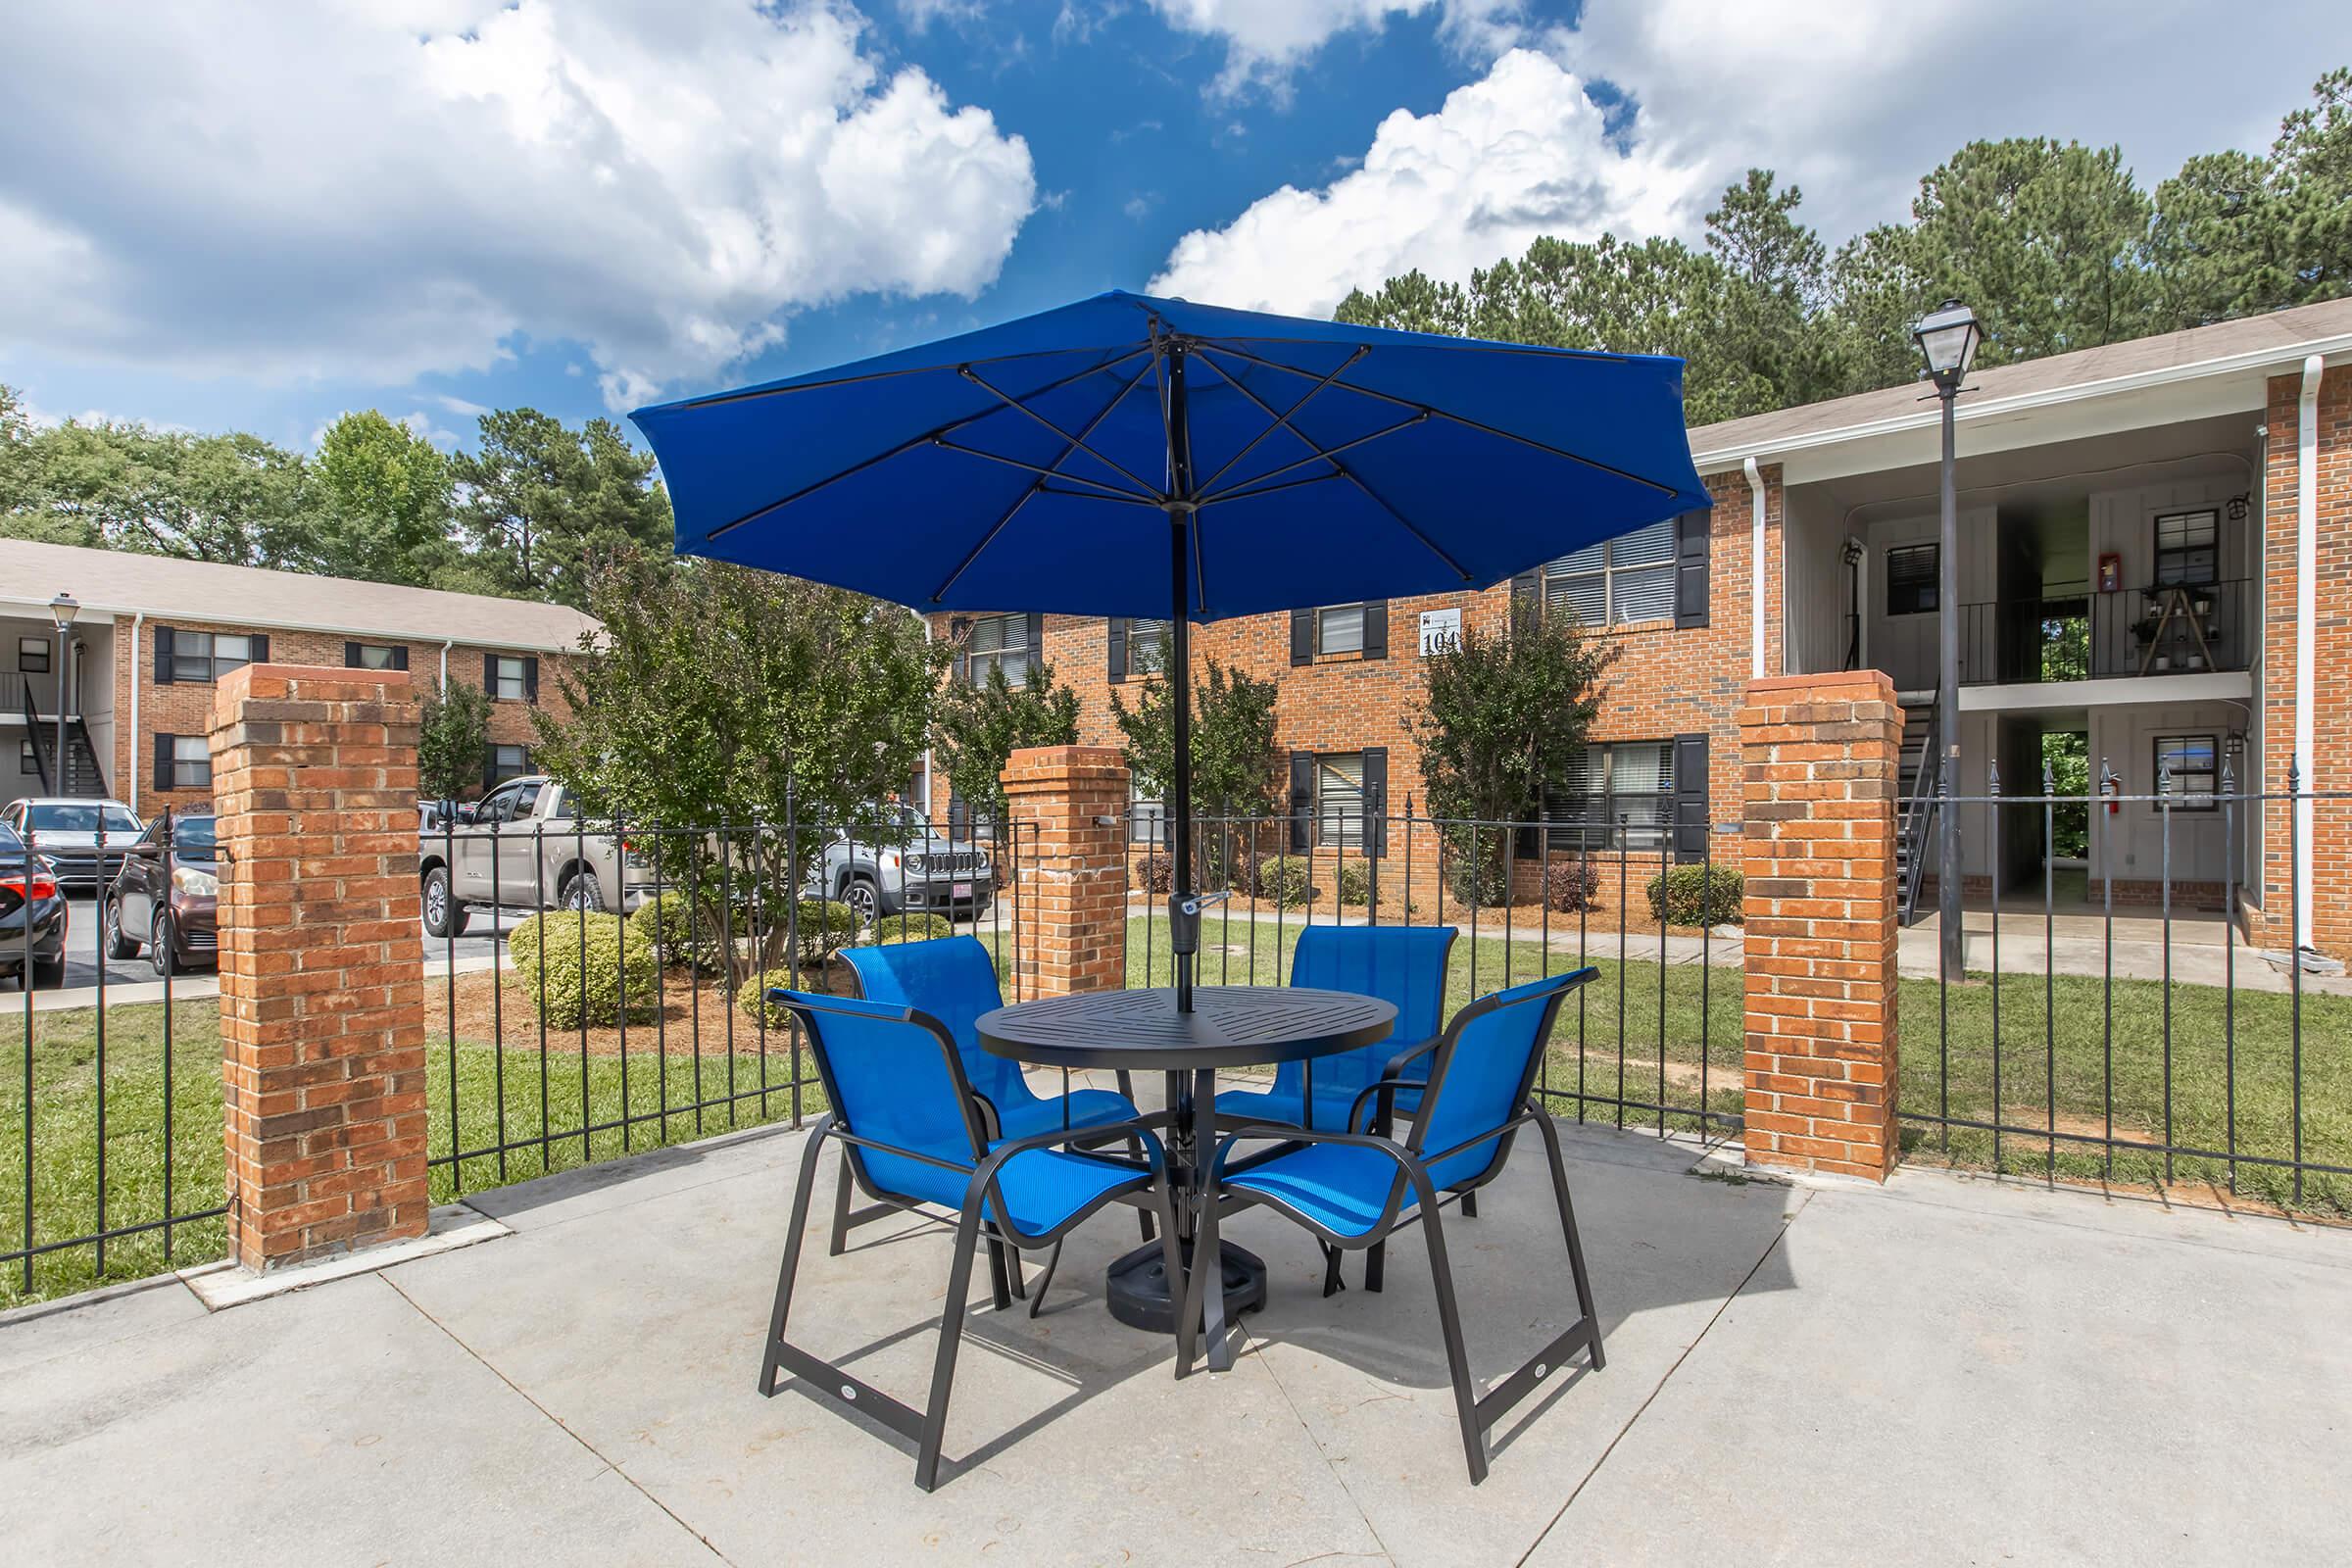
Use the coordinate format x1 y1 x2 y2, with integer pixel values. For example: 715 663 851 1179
1894 693 1936 926
22 680 110 798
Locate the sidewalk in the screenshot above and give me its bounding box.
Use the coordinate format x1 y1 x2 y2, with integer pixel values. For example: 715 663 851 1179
4 1116 2347 1564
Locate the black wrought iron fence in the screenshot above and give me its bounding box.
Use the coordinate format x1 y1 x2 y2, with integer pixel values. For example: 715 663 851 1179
1 803 1034 1307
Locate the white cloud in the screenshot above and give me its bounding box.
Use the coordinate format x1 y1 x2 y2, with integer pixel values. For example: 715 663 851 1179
0 1 1038 409
435 395 493 418
1145 1 1526 95
1151 49 1693 315
1154 1 2346 317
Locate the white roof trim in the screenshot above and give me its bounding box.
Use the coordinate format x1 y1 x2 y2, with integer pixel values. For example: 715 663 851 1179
0 592 583 654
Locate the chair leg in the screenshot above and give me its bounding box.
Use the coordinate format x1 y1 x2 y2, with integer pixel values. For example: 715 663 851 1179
1156 1181 1193 1379
1116 1072 1155 1244
1364 1239 1387 1293
1418 1202 1490 1485
914 1204 986 1492
1320 1243 1347 1298
1460 1190 1479 1219
759 1118 833 1396
984 1235 1013 1312
1533 1107 1605 1372
1025 1240 1064 1319
827 1149 855 1256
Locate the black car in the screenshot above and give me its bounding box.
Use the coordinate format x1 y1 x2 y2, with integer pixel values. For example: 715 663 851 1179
102 810 219 975
0 820 69 990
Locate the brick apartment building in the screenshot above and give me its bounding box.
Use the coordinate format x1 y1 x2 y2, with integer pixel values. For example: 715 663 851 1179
0 538 595 816
928 296 2352 955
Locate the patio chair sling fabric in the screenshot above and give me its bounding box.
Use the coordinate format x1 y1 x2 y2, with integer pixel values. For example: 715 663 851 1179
840 938 1155 1282
758 990 1185 1491
1190 967 1606 1484
1216 925 1456 1131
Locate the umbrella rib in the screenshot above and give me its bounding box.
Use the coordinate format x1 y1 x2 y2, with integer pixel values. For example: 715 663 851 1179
1197 411 1428 504
661 343 1140 410
928 358 1162 604
699 349 1153 542
960 366 1168 500
1195 352 1475 582
1200 342 1687 500
931 439 1157 501
1192 345 1367 494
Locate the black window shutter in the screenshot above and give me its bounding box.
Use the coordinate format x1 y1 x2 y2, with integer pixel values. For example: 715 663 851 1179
1510 571 1540 629
249 633 269 665
1024 613 1044 681
1107 617 1128 682
948 791 970 834
1674 508 1711 629
1361 601 1388 661
154 734 175 794
153 627 174 685
482 749 498 794
483 651 497 694
1361 747 1388 855
1290 609 1314 665
392 645 410 672
523 657 539 704
1288 752 1314 851
1672 732 1709 862
345 641 362 668
951 638 968 684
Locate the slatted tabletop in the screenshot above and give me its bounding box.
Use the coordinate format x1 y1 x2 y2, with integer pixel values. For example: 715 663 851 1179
976 986 1396 1071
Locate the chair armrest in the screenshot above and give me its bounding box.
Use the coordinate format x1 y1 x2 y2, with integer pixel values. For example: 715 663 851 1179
985 1114 1171 1172
1348 1078 1430 1134
1379 1037 1440 1082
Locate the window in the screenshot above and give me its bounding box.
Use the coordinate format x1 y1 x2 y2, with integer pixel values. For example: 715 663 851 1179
18 636 49 674
962 613 1032 688
1542 741 1676 852
1290 602 1388 663
2153 509 2219 586
18 739 34 775
347 642 405 671
168 734 211 791
490 656 530 702
488 744 531 785
1886 544 1938 615
1129 778 1166 842
171 631 254 682
1110 616 1170 680
1314 753 1365 849
1537 519 1677 626
1316 604 1365 656
2154 733 2218 811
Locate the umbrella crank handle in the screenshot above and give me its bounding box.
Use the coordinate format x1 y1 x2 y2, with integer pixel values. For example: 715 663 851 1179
1168 891 1228 956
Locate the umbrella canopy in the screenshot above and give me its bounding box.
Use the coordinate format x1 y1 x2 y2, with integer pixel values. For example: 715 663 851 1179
634 290 1708 620
632 289 1708 1007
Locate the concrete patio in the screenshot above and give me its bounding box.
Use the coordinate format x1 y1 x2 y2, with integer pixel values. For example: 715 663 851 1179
5 1111 2350 1566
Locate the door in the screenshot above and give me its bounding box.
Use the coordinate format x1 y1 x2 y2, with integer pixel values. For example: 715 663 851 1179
117 820 165 936
498 780 552 907
458 781 523 905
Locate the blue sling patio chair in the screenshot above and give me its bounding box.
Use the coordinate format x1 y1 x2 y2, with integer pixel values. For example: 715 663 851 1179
758 989 1186 1492
1188 966 1604 1484
841 937 1154 1302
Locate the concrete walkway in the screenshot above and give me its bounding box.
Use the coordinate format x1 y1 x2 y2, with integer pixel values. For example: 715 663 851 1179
5 1116 2348 1564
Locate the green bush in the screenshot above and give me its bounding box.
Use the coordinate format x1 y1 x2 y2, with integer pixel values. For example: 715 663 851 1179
737 973 800 1030
510 911 660 1028
1245 847 1315 906
1646 864 1743 927
1336 858 1373 906
792 897 861 964
872 912 955 945
627 892 727 973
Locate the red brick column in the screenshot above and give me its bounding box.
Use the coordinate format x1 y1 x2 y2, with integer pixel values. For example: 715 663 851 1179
1000 745 1129 1000
1738 671 1902 1181
211 665 428 1271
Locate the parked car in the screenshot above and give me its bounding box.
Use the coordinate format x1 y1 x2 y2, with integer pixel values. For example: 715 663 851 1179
102 808 219 975
417 775 661 939
0 820 68 990
0 797 143 890
814 803 996 926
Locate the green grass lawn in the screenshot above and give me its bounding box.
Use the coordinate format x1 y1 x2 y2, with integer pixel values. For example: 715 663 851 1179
6 921 2346 1307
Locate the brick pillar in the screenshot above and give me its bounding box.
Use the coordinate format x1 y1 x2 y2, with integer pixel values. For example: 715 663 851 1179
211 665 428 1271
1738 671 1902 1181
1000 745 1129 1000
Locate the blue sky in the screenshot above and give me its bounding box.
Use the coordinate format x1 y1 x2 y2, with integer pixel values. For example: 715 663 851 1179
3 1 2343 457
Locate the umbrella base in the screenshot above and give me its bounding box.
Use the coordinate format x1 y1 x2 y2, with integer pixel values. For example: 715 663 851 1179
1104 1238 1266 1335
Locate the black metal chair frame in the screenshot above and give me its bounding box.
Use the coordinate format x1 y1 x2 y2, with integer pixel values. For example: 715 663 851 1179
759 993 1187 1491
1188 967 1605 1484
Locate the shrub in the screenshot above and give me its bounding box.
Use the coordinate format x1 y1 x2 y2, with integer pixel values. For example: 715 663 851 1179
1336 858 1373 906
510 911 660 1028
791 897 861 965
873 911 955 945
1243 845 1315 906
1647 864 1743 927
1545 859 1602 913
1136 850 1174 894
628 892 727 973
737 972 799 1030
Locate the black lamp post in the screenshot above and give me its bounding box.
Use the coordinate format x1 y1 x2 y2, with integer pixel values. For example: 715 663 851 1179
46 591 78 794
1913 299 1981 979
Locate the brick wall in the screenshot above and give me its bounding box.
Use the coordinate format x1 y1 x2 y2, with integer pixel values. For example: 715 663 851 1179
1000 746 1129 998
210 664 429 1270
113 621 567 815
2255 365 2352 956
936 466 1781 840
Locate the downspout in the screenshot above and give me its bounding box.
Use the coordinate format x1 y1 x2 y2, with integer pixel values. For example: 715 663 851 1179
440 639 453 695
1742 457 1767 678
2294 354 2324 948
127 612 145 815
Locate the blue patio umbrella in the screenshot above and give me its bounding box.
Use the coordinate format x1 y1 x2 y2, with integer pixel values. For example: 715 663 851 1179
632 290 1707 1009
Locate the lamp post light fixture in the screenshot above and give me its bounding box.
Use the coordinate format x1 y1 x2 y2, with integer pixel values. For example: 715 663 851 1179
46 591 79 795
1913 299 1980 980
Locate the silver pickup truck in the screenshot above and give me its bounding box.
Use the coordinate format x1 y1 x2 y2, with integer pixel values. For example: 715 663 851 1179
417 774 658 938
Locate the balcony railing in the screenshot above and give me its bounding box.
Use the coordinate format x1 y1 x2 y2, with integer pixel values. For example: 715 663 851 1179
1954 578 2252 686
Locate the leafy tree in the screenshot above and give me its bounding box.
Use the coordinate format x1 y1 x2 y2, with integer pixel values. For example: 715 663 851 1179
3 417 309 564
1707 170 1838 409
450 410 672 609
932 660 1081 821
531 547 942 985
310 411 457 586
417 679 492 803
1411 608 1615 899
1108 653 1282 818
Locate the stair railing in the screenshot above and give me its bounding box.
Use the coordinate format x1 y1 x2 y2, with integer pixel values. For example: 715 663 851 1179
1896 690 1939 925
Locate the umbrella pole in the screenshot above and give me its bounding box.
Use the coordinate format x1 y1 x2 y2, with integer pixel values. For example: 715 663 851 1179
1168 516 1197 1013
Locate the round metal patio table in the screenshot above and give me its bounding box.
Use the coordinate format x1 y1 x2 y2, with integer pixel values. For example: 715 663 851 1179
975 985 1395 1371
